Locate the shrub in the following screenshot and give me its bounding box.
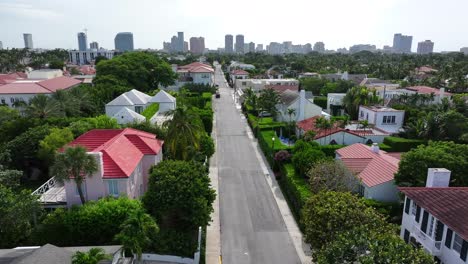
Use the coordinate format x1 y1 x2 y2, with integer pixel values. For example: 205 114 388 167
142 103 159 120
319 144 345 157
193 107 213 134
292 147 326 176
313 96 327 109
279 164 312 223
383 136 426 152
258 130 293 165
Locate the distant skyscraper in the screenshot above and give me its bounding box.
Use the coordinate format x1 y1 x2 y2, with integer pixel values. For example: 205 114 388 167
304 43 312 53
0 41 3 50
393 33 413 53
349 44 377 53
417 40 434 54
313 42 325 53
283 41 293 53
177 32 184 52
184 41 188 52
190 37 205 54
23 33 33 49
225 34 233 53
163 42 171 51
114 32 134 51
235 35 244 54
90 41 99 50
256 44 264 52
461 47 468 55
170 36 178 52
248 42 255 53
77 32 87 51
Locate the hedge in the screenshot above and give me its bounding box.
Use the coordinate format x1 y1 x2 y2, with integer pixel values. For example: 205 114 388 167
193 107 213 134
319 144 345 157
313 96 327 109
258 130 293 165
142 103 159 120
383 136 426 152
278 163 312 226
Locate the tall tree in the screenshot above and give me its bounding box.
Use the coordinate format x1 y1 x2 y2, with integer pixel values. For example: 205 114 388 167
25 94 63 119
50 146 98 204
307 160 356 194
258 88 280 118
342 86 382 120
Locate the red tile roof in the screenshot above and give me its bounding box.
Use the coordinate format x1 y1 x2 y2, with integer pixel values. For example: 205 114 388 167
399 187 468 241
178 62 214 73
297 116 364 140
0 76 82 94
66 128 163 178
231 69 249 75
37 76 82 92
265 84 299 93
405 86 452 96
336 143 400 187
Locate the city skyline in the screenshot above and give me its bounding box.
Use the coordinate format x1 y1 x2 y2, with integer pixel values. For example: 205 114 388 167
1 0 467 51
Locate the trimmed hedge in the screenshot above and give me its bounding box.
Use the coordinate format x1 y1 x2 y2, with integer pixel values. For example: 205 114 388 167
142 103 159 120
319 144 345 157
383 136 426 152
279 163 312 226
313 96 327 109
193 107 213 134
258 130 293 165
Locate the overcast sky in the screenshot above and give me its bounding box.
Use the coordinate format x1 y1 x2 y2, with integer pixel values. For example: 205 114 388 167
0 0 466 52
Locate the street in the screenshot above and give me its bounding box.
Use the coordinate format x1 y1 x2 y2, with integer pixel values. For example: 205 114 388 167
213 64 301 264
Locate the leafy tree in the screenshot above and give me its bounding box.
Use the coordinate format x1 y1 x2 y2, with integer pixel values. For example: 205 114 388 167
195 133 215 162
0 106 20 126
300 77 327 95
301 191 387 250
72 248 109 264
343 86 382 120
143 160 216 230
49 59 65 69
292 147 326 176
38 127 74 165
163 106 204 160
34 197 149 246
315 226 435 264
307 159 356 194
115 210 159 260
395 141 468 187
50 146 98 204
94 55 108 66
25 94 63 119
258 88 280 118
68 115 120 137
95 52 176 92
0 185 41 248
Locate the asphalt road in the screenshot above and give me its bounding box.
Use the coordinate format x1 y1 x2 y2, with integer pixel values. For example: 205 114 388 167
213 64 301 264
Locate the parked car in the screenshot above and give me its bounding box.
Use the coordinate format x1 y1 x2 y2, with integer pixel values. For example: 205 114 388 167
259 111 271 117
215 91 221 98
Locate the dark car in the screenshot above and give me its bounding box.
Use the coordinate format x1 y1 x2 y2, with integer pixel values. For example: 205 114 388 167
215 91 221 98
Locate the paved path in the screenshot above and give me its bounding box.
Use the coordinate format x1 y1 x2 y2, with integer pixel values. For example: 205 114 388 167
212 64 302 264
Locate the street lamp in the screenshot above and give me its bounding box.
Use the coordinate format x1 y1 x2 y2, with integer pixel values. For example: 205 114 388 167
271 137 276 169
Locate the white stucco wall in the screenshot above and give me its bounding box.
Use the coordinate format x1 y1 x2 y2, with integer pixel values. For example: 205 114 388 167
364 180 399 202
192 72 213 85
158 102 176 113
358 107 405 134
314 131 366 146
0 93 49 107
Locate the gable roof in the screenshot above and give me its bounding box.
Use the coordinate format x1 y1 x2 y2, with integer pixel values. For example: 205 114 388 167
266 84 299 94
150 90 176 103
405 86 453 96
66 128 163 178
0 76 82 94
178 62 214 73
8 244 73 264
231 69 249 75
278 89 299 105
112 107 146 123
336 143 400 187
106 89 151 106
399 187 468 241
297 116 365 140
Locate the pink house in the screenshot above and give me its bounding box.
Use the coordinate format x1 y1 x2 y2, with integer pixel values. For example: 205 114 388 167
63 128 163 207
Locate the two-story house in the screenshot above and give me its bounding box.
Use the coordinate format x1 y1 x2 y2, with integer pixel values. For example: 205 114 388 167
400 168 468 264
63 128 164 207
358 106 405 134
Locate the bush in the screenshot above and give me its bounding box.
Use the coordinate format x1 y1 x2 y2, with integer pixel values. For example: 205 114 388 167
363 198 402 224
292 147 326 176
258 130 293 165
319 144 345 157
193 107 213 134
149 228 198 258
142 103 159 120
313 96 327 109
183 83 216 94
383 136 426 152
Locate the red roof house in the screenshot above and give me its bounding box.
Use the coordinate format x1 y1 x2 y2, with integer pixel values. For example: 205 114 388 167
297 116 365 145
336 143 400 202
63 128 164 206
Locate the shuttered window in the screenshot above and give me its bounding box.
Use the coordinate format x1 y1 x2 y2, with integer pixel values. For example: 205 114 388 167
461 240 468 262
415 206 421 223
404 229 410 243
435 221 444 241
404 197 411 214
445 228 453 248
421 211 429 233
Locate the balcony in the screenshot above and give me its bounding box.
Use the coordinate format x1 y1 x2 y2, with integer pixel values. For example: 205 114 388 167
411 224 442 256
31 177 67 208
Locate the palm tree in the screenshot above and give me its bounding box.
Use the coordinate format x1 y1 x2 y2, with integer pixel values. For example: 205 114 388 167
72 248 109 264
115 210 159 262
24 94 62 119
50 146 98 205
163 106 204 160
287 108 296 141
244 87 257 113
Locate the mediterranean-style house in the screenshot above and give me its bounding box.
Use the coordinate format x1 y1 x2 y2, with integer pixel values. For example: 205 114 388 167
400 169 468 264
335 143 401 202
33 128 164 208
358 105 405 134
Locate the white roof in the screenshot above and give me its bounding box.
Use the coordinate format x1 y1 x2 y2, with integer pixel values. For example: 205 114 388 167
112 107 146 124
106 89 151 106
150 90 176 103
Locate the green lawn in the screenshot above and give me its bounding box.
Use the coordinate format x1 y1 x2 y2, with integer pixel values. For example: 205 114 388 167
142 103 159 120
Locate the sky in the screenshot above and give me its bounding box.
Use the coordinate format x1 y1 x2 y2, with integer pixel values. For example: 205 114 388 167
0 0 467 52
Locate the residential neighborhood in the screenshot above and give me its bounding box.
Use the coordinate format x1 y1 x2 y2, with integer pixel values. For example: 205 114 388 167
1 2 468 264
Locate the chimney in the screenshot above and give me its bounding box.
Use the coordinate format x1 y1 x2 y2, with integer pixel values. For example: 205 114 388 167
370 143 379 154
426 168 451 187
298 90 306 121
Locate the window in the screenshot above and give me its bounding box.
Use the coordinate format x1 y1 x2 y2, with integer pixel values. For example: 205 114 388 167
415 206 421 223
445 228 453 249
428 216 435 237
411 200 417 216
360 111 364 118
383 115 396 124
1 98 5 104
108 180 119 196
242 82 247 86
10 97 14 103
135 106 143 114
358 184 365 196
404 197 411 214
454 233 463 254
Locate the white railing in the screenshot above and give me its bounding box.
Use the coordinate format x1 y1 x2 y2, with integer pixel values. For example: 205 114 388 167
31 176 58 196
412 225 441 255
31 177 65 204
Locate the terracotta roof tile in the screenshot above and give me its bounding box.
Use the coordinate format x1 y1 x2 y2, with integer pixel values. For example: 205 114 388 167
38 76 82 92
405 86 452 96
399 187 468 241
297 116 364 140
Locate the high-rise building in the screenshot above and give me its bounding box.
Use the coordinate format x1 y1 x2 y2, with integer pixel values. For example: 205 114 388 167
114 32 134 51
349 44 376 53
248 42 255 53
190 37 205 54
314 42 325 53
393 33 413 53
163 42 171 52
461 47 468 55
90 41 99 50
225 34 233 53
23 33 33 49
177 32 184 52
283 41 293 53
0 41 3 50
170 36 178 52
184 41 188 52
417 40 434 54
77 32 87 51
235 35 244 54
256 44 264 52
304 43 312 53
268 42 282 55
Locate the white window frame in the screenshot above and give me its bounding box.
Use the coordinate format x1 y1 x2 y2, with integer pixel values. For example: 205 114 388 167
411 200 417 216
108 180 119 197
453 233 463 254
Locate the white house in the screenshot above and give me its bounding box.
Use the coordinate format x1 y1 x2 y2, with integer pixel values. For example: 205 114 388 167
358 106 405 134
227 61 256 72
276 90 324 123
400 169 468 264
230 69 249 83
27 69 63 79
63 128 164 207
326 93 346 115
171 62 214 89
235 78 299 92
149 90 176 113
336 143 401 202
105 89 152 117
400 86 452 104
